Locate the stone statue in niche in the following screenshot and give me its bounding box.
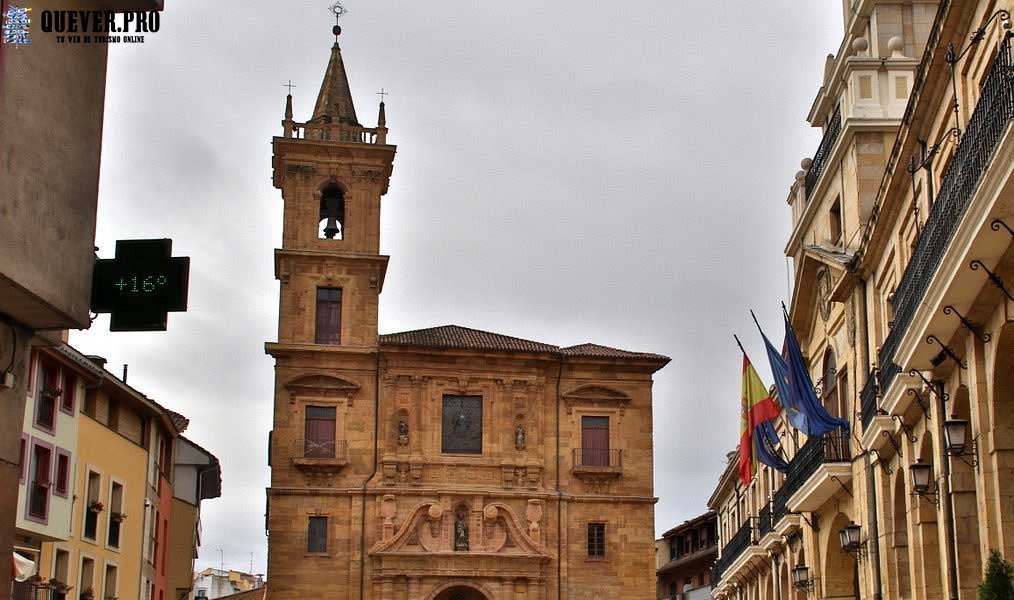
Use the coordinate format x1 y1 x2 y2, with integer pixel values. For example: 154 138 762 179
515 424 526 450
397 417 409 447
454 510 469 551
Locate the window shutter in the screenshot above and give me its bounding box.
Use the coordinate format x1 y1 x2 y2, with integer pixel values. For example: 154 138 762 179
581 416 610 467
315 288 342 345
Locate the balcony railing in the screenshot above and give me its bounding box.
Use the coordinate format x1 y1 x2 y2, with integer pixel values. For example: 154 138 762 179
28 482 49 518
782 430 851 501
860 371 880 429
299 439 347 460
772 484 790 526
805 106 843 197
572 448 622 470
757 502 773 537
872 36 1014 401
713 519 755 583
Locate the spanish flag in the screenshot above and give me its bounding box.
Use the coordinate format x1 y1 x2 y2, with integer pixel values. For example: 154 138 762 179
738 354 783 485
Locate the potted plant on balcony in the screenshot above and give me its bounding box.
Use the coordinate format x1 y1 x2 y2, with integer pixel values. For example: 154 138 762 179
81 587 95 600
50 578 72 594
111 511 127 523
88 500 105 513
40 387 62 400
26 574 45 587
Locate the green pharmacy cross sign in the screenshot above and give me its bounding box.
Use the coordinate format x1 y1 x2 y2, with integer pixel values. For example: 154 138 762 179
91 239 190 332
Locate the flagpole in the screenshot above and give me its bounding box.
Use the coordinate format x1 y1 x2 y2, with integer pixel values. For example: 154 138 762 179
733 334 747 356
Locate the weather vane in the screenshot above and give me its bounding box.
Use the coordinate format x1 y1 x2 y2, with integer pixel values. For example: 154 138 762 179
329 2 348 41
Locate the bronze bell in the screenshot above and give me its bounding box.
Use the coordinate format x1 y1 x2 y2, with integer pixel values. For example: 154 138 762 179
320 193 344 239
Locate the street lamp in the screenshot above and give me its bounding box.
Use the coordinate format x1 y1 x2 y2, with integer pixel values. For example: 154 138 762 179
910 459 940 505
943 418 979 467
838 521 867 560
792 564 815 594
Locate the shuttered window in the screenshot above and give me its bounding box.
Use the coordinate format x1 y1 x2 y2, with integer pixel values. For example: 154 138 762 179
587 522 606 557
304 406 336 458
307 516 328 553
315 288 342 345
581 416 610 467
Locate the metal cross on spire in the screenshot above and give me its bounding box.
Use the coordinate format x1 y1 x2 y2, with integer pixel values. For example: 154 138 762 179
377 88 389 102
284 80 296 95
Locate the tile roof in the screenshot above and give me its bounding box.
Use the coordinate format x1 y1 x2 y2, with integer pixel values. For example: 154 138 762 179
561 343 670 361
379 325 669 363
380 325 558 354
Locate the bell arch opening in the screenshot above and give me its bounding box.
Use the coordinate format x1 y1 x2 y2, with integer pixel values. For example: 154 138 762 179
318 182 346 240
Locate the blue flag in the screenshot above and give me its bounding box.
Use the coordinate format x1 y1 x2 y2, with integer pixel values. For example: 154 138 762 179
781 311 850 434
754 420 789 472
757 325 812 434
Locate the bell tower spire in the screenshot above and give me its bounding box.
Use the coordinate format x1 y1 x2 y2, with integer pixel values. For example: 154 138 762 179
312 2 359 125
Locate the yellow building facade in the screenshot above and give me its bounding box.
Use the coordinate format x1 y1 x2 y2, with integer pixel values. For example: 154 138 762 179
709 1 1014 600
34 356 204 600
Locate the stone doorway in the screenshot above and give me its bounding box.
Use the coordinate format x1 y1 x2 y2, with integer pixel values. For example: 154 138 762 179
433 586 488 600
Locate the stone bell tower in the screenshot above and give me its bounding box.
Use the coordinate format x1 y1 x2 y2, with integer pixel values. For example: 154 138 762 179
265 16 395 599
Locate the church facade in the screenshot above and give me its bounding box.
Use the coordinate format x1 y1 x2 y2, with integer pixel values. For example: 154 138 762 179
264 26 670 600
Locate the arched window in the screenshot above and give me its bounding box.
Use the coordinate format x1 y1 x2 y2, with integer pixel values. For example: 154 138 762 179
318 184 345 240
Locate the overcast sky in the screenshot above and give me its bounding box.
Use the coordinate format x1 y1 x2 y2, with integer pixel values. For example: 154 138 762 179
70 0 843 576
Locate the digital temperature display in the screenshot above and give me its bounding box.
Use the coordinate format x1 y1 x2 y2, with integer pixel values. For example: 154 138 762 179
91 239 190 331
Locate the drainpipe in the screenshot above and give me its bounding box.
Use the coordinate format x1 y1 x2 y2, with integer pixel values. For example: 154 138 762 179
555 355 564 600
358 349 381 600
858 279 883 600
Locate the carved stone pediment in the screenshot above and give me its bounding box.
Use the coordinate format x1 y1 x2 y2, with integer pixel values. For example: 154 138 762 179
561 385 631 414
285 374 360 401
371 501 548 560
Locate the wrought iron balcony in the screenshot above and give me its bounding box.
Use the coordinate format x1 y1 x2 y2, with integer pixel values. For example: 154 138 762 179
292 439 348 472
757 502 773 537
860 375 879 429
805 106 843 198
772 484 790 527
572 448 622 471
873 37 1014 398
712 519 755 583
781 429 850 503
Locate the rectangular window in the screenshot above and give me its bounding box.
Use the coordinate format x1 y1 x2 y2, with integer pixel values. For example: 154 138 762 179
829 198 843 245
441 395 483 454
161 517 168 574
587 522 606 557
54 450 70 497
60 372 76 414
84 471 101 540
108 482 124 548
104 564 118 600
28 443 53 520
307 516 328 553
304 406 337 458
581 416 610 467
36 362 58 431
19 434 28 482
53 549 69 585
79 557 95 596
315 288 342 345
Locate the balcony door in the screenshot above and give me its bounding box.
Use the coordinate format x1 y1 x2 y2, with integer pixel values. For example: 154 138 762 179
581 416 610 466
304 406 336 458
